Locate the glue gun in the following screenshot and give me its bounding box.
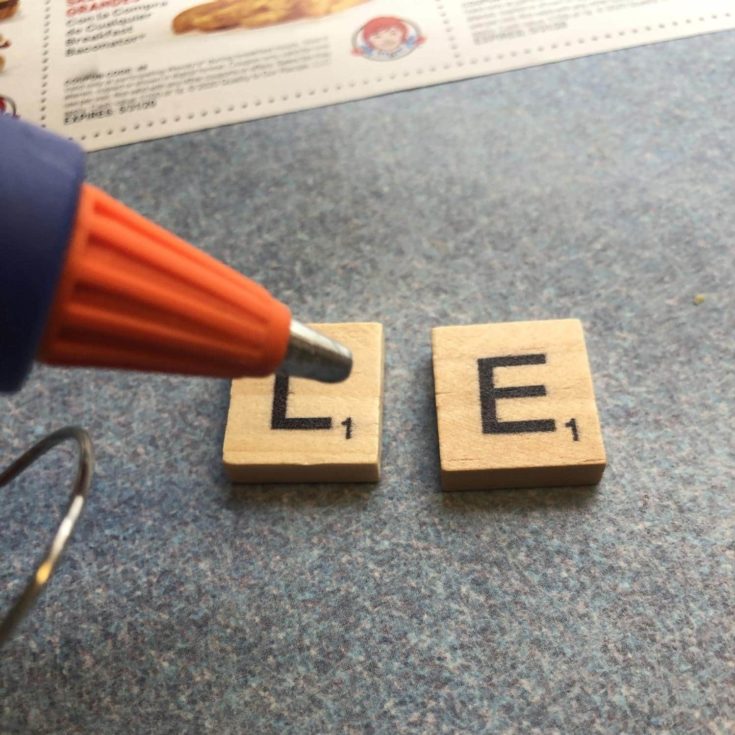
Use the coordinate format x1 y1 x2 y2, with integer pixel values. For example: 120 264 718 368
0 116 352 393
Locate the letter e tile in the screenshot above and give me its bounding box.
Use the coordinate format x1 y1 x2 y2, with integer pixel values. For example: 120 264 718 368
432 319 606 490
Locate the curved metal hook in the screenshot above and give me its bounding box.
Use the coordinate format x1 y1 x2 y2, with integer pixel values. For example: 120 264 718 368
0 427 94 646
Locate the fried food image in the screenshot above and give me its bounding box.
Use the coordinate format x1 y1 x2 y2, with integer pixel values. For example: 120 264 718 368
0 0 19 22
172 0 369 34
298 0 367 15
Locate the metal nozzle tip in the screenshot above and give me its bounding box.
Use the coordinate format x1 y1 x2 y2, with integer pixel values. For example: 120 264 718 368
280 320 353 383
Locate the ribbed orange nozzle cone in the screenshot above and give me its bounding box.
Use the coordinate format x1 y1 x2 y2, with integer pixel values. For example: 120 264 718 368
39 184 291 379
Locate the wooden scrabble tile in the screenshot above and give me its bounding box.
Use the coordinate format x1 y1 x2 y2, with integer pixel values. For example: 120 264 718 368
432 319 606 491
223 322 384 483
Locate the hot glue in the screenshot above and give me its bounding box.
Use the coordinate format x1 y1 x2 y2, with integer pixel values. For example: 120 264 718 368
0 116 352 393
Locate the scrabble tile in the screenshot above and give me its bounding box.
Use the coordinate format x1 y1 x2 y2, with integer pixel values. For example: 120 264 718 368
432 319 606 491
223 322 384 483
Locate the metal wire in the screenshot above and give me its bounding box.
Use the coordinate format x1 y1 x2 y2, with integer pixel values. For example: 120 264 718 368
0 427 94 646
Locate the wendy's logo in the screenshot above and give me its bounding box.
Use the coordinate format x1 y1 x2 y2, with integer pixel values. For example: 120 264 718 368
352 16 425 61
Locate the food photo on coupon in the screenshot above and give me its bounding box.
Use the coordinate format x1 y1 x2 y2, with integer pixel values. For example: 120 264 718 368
0 0 17 21
0 0 16 73
172 0 372 34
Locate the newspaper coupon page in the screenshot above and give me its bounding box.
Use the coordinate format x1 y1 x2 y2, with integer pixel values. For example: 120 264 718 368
0 0 732 150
